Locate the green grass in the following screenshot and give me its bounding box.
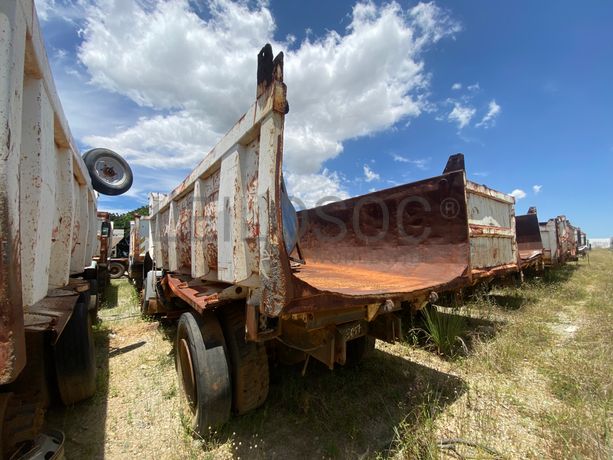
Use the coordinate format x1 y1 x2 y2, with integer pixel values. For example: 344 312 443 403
420 306 467 357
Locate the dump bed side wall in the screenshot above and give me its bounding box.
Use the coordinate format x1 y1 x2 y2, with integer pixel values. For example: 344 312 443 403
148 66 289 315
0 0 97 383
516 213 543 251
129 217 150 262
296 171 469 267
539 220 558 264
287 170 471 312
466 182 518 270
556 218 577 259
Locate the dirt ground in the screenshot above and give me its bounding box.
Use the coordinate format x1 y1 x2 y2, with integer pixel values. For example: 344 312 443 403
47 250 612 459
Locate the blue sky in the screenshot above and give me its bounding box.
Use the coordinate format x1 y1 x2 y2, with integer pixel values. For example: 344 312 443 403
37 0 612 237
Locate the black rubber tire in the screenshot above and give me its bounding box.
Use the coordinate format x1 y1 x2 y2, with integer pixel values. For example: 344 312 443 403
141 294 150 316
219 306 269 414
129 266 144 293
97 265 109 301
87 279 99 323
344 335 376 367
83 148 133 196
176 312 231 434
54 301 97 405
108 262 125 279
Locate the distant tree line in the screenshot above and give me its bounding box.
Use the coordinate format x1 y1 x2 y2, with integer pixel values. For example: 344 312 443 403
110 205 149 231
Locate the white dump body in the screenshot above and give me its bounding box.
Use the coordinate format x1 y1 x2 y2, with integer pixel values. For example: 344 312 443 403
130 216 150 261
147 49 290 316
466 181 518 273
1 0 98 383
540 220 559 265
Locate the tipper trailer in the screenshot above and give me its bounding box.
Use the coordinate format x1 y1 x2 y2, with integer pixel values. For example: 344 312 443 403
127 215 150 291
140 44 520 434
1 1 132 457
515 207 545 271
539 215 579 266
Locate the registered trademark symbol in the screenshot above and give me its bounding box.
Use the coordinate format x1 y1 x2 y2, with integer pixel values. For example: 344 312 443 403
440 198 460 219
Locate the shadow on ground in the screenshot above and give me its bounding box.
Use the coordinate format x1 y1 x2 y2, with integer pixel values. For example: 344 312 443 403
487 294 528 311
102 281 119 309
215 349 466 459
45 324 110 459
541 263 579 284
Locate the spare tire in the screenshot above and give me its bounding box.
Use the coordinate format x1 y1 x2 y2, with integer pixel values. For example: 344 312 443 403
82 148 133 196
108 261 125 279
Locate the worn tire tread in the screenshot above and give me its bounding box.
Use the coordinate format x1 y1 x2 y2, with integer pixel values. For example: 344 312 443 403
220 306 269 414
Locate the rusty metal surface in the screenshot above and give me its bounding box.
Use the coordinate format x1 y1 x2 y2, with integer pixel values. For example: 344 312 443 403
1 0 101 385
23 295 78 340
465 181 518 271
540 215 579 265
128 215 149 264
288 168 471 313
556 216 578 262
516 211 544 268
95 212 111 264
148 44 290 317
165 273 228 313
144 43 521 326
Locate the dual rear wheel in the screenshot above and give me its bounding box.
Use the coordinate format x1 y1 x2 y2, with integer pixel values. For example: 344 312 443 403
176 307 269 436
175 308 373 435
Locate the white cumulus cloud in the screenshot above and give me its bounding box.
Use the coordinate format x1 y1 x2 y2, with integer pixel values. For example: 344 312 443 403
476 99 501 128
285 170 349 209
391 154 429 169
363 164 380 182
510 189 526 200
448 103 475 129
451 82 462 90
532 184 542 194
61 0 460 207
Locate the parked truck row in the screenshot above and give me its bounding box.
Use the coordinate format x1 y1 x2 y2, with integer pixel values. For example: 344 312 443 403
125 45 588 436
1 0 589 454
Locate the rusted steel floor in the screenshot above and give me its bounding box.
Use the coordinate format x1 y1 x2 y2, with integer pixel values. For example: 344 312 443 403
293 261 468 295
519 249 543 262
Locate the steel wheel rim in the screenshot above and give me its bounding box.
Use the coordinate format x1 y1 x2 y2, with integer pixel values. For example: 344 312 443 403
94 156 127 187
178 338 197 409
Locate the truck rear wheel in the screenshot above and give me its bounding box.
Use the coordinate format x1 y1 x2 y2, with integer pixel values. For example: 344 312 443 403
220 306 269 414
88 279 99 323
176 312 231 434
109 262 125 279
54 300 97 405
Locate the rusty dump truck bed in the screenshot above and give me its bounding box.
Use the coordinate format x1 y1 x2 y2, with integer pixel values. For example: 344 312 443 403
146 46 519 320
515 208 545 270
145 44 519 329
292 167 470 310
289 156 518 314
539 215 578 266
140 44 525 415
149 147 517 320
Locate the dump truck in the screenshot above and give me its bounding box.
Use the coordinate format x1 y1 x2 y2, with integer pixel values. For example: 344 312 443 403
108 227 129 279
539 215 578 266
127 215 150 291
515 207 545 271
575 228 588 257
1 1 132 457
140 44 520 435
556 216 578 262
